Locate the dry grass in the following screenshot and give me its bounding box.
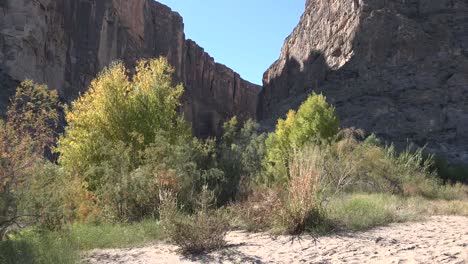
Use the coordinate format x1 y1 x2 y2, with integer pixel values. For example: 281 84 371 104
229 187 282 232
160 187 229 254
275 147 324 234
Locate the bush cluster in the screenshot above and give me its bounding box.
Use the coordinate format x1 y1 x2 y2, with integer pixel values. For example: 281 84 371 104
1 55 466 261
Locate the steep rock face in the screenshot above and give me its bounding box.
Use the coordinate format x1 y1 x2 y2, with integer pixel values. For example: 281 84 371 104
260 0 468 162
0 0 261 136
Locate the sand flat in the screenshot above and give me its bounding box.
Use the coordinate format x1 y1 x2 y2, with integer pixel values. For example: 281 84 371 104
85 216 468 264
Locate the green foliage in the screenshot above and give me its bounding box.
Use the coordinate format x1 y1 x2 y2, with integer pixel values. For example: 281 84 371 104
289 93 340 146
1 81 61 239
432 156 468 184
57 58 190 185
89 132 221 221
0 229 78 264
70 220 161 250
6 80 60 151
326 193 401 231
339 137 449 198
18 163 73 231
216 117 267 203
262 93 339 185
55 58 211 221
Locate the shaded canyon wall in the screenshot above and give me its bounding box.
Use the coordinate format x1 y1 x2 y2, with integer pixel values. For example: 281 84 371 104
0 0 261 137
260 0 468 162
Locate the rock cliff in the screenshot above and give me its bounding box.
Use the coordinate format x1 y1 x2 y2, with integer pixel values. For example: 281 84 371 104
260 0 468 162
0 0 261 137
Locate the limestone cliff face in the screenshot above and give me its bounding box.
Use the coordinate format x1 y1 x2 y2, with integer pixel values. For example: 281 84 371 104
0 0 261 136
260 0 468 162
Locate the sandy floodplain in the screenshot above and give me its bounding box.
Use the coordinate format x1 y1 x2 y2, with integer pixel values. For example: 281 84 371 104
85 215 468 264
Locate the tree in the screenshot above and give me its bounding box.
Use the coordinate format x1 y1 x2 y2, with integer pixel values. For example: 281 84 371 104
262 93 339 185
216 117 267 203
0 80 61 239
57 58 190 188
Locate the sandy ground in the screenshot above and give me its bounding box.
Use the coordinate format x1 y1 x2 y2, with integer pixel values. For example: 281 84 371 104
85 216 468 264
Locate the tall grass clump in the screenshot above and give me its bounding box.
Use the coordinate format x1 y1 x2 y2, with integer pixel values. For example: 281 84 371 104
273 146 325 234
325 193 404 231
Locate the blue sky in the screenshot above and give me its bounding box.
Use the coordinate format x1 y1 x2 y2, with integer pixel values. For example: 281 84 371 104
157 0 306 85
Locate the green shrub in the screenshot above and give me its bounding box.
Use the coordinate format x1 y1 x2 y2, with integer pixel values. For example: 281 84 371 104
262 93 339 185
216 117 267 203
231 146 328 235
326 133 459 199
56 58 221 221
432 156 468 184
18 163 76 231
1 81 61 239
0 229 78 264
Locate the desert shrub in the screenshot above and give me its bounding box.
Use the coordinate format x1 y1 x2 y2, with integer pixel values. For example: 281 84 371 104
228 186 282 232
143 134 223 214
325 133 455 199
262 93 339 185
232 146 327 234
0 81 61 239
216 117 267 203
166 211 228 254
57 58 190 187
161 187 229 254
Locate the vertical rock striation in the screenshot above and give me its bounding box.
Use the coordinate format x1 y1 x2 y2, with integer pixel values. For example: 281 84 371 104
261 0 468 162
0 0 261 136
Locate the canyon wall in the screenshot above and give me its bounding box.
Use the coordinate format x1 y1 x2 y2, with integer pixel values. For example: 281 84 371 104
260 0 468 162
2 0 468 162
0 0 261 137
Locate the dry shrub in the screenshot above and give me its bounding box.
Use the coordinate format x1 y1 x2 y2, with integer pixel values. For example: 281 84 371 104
230 186 282 231
160 187 229 254
169 211 228 254
275 146 324 234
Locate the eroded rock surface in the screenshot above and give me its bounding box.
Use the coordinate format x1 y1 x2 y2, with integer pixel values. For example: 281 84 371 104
0 0 260 136
260 0 468 162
